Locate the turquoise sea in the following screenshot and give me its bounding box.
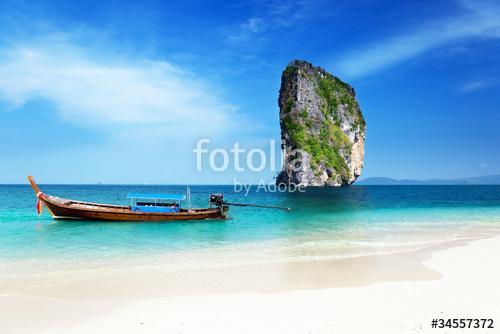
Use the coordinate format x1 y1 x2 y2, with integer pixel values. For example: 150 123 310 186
1 185 500 271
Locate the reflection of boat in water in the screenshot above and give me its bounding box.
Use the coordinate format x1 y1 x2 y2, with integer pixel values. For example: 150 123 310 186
28 176 228 222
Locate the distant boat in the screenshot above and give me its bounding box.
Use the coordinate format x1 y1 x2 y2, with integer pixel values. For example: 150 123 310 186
28 176 228 221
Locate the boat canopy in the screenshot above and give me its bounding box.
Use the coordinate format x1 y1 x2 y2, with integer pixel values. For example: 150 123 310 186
127 193 186 201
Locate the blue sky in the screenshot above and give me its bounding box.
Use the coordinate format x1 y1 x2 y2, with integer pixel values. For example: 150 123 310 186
0 0 499 184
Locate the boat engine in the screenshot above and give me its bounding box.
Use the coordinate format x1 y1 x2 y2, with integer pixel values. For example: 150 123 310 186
209 193 224 207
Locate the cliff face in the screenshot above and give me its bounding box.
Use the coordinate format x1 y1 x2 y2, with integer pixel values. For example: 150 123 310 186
276 60 366 187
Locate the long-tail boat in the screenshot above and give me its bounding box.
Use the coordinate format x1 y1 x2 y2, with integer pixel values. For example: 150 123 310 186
28 176 228 221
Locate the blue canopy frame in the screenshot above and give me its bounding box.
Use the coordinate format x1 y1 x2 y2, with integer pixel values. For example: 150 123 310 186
127 193 186 213
127 193 186 201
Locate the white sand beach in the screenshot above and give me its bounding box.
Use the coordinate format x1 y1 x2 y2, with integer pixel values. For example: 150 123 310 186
1 234 500 333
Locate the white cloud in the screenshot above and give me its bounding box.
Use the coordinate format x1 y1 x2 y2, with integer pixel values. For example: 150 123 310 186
333 0 500 78
460 79 496 93
227 17 268 43
243 18 267 34
0 38 237 136
225 0 325 43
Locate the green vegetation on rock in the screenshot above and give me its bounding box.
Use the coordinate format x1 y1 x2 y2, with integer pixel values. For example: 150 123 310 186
284 99 294 113
315 73 365 130
282 65 297 82
284 112 351 179
283 114 306 147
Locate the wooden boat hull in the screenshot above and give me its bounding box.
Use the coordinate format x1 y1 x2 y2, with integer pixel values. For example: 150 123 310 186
29 177 228 222
41 195 226 221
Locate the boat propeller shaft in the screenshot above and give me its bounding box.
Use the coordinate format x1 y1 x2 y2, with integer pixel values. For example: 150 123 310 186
223 202 291 211
209 193 290 211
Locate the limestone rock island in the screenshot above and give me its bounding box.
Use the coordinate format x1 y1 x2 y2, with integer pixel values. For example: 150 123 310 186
276 60 366 186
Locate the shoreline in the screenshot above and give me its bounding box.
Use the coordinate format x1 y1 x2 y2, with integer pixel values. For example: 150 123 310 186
3 219 499 274
1 234 500 333
0 231 495 299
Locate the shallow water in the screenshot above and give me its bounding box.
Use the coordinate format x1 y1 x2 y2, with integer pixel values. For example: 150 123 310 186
1 185 499 271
